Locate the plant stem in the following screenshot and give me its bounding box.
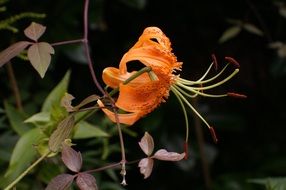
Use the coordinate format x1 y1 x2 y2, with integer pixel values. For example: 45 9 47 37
192 98 212 190
82 0 106 96
84 158 141 174
51 38 84 46
4 151 50 190
6 61 23 112
109 66 152 97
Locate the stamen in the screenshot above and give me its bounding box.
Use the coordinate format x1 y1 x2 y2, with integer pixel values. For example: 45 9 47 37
171 87 212 131
171 86 190 146
211 54 218 70
209 127 218 143
197 62 214 82
175 83 228 98
184 142 189 160
173 84 198 98
227 92 247 98
191 69 239 91
225 57 240 68
177 63 229 85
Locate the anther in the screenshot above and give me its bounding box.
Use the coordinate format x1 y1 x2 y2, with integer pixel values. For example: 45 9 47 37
225 57 240 68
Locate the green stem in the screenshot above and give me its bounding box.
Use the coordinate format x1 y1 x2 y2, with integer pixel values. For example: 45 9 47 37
4 151 50 190
109 66 152 97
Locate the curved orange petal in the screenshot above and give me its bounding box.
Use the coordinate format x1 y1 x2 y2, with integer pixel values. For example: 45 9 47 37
132 27 172 51
116 81 170 114
97 100 141 125
119 46 179 74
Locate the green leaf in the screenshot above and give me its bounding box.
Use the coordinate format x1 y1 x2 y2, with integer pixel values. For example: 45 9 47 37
4 101 33 136
73 121 109 139
48 115 75 152
42 70 71 112
243 23 263 36
249 177 286 190
24 22 46 42
27 42 55 78
0 128 45 187
119 0 146 9
218 26 241 43
24 112 50 125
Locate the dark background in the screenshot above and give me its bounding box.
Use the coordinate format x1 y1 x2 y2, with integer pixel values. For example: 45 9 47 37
1 0 286 189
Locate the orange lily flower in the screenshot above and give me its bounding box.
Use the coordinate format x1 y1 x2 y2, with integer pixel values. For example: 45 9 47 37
98 27 243 139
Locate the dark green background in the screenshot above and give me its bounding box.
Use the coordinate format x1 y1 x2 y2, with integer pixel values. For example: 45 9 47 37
1 0 285 189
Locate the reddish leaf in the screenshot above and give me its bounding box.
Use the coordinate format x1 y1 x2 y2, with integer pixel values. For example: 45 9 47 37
49 115 75 152
61 93 75 112
61 144 82 172
74 94 100 110
45 173 75 190
24 22 46 42
138 158 154 179
76 173 98 190
153 149 185 161
0 41 30 67
27 42 55 78
138 132 154 156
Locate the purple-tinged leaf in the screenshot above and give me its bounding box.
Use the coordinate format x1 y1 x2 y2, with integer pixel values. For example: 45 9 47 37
76 173 98 190
49 115 75 152
138 132 154 156
153 149 185 161
24 22 46 42
61 93 75 112
27 42 55 78
45 173 75 190
0 41 31 67
74 94 100 110
61 144 82 172
138 158 154 179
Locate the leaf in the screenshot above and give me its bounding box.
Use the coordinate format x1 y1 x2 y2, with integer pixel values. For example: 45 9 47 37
75 94 100 110
42 70 71 112
138 158 154 179
49 115 75 152
24 112 50 125
138 132 154 156
0 41 30 67
4 101 33 135
249 177 286 190
61 93 75 112
278 4 286 18
3 128 45 186
45 173 75 190
119 0 147 9
27 42 54 78
218 26 241 43
73 121 109 139
38 162 62 184
76 173 98 190
152 149 185 161
24 22 46 42
243 23 263 36
61 144 82 172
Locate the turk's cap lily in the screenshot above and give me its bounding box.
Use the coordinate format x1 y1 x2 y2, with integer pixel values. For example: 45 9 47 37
99 26 245 140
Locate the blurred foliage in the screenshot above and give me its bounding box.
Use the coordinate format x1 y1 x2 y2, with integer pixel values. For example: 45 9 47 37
0 0 286 189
